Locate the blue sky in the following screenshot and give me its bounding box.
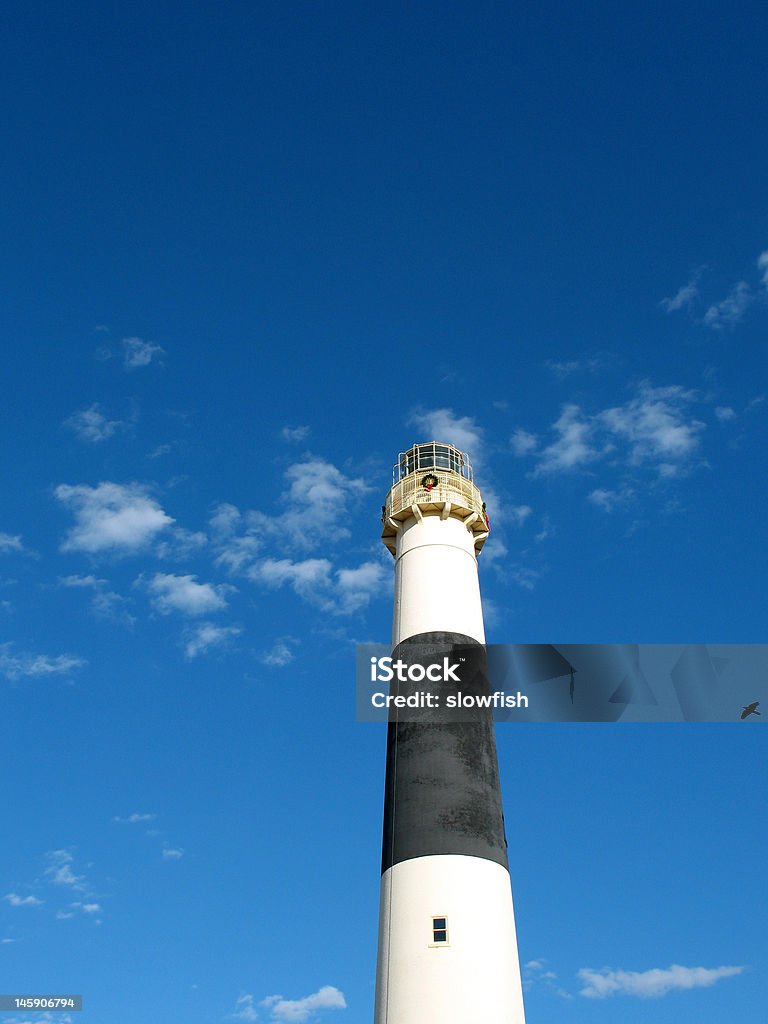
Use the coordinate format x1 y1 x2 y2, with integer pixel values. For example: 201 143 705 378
1 2 766 1022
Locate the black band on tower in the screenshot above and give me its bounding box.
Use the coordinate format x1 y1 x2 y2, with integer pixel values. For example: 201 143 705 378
380 631 509 874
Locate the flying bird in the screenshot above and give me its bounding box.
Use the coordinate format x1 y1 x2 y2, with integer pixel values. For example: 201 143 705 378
740 701 760 720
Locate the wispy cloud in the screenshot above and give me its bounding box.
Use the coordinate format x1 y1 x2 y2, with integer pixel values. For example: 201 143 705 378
183 622 242 659
588 487 633 512
510 429 538 456
714 405 736 423
59 574 134 625
660 270 702 313
249 556 388 615
522 958 572 999
508 505 532 526
599 384 704 473
261 985 346 1022
56 482 174 554
64 403 125 443
260 638 299 667
521 383 705 480
0 644 86 682
280 460 367 548
4 892 43 907
281 425 310 443
578 963 744 999
212 458 369 577
45 850 86 890
703 281 752 329
233 994 259 1021
155 527 208 561
210 504 263 573
544 356 603 380
2 1013 74 1024
335 560 388 612
0 532 25 553
408 408 483 460
534 404 601 475
162 847 184 860
113 812 156 824
123 336 164 369
758 250 768 289
146 572 231 616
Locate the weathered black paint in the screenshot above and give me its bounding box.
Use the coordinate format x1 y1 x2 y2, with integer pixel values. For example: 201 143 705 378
381 631 509 873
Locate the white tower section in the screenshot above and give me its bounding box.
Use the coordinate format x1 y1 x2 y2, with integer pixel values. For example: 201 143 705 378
375 442 526 1024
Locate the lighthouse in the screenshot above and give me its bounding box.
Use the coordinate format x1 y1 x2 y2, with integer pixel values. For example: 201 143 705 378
374 442 527 1024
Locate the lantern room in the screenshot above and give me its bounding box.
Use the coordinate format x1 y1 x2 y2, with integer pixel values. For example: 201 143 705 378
381 441 489 557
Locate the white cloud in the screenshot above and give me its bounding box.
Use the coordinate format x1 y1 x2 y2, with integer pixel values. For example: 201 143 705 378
155 527 208 560
599 384 704 467
522 958 564 995
588 488 633 512
3 1014 74 1024
0 644 86 682
4 893 43 907
113 812 156 824
660 272 701 313
260 638 299 667
64 404 124 443
529 384 704 479
249 558 333 601
703 281 752 328
336 560 388 612
281 460 367 547
408 408 483 460
545 356 603 380
714 406 736 422
211 504 264 573
0 532 24 552
123 336 164 369
508 505 532 526
59 574 133 625
162 847 184 860
209 503 242 536
758 250 768 288
510 567 541 591
234 994 259 1021
510 429 538 456
216 533 263 573
146 572 231 616
545 359 581 379
56 482 174 554
212 458 368 568
534 515 554 542
184 622 242 659
535 404 601 475
60 573 106 588
578 964 744 999
81 902 101 914
249 556 387 615
45 850 85 890
261 985 346 1023
281 425 310 443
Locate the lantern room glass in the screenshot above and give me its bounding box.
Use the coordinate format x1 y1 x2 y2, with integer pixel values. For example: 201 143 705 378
394 443 473 483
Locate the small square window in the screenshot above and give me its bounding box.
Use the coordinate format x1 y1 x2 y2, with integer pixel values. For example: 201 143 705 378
431 916 449 944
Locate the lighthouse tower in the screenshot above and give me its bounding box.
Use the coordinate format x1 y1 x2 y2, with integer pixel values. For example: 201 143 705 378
374 442 526 1024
